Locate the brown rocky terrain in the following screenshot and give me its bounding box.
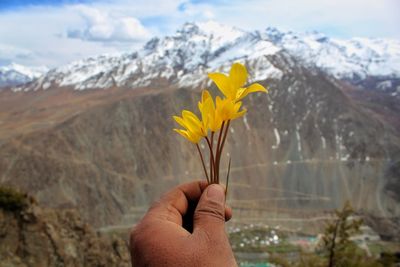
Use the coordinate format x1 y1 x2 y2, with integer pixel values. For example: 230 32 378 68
0 188 130 267
0 53 399 237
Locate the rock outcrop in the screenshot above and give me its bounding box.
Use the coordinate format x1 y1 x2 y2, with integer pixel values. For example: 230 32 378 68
0 188 130 267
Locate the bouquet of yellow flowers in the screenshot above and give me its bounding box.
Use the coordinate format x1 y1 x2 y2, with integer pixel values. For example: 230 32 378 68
173 62 267 191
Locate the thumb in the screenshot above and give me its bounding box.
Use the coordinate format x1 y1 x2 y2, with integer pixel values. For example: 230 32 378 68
193 184 226 235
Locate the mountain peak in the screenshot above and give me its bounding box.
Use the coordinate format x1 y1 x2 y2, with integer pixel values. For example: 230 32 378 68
8 21 400 94
175 21 245 42
0 63 48 79
0 63 48 87
177 22 201 36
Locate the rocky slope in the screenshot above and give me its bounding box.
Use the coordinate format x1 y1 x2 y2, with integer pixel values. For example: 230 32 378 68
0 187 130 267
0 22 399 238
1 49 399 235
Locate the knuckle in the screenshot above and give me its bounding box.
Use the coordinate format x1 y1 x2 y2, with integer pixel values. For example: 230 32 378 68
148 199 162 211
195 200 225 221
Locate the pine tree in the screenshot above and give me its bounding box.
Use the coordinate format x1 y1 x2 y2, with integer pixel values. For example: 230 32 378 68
321 201 363 267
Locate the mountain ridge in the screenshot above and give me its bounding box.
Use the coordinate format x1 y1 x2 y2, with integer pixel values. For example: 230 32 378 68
1 52 399 230
0 63 48 87
0 22 399 236
7 21 400 96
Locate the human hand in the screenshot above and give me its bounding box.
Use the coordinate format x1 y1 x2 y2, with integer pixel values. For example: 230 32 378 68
130 180 237 266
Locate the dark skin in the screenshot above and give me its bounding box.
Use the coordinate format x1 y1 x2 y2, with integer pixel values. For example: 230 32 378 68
130 181 237 266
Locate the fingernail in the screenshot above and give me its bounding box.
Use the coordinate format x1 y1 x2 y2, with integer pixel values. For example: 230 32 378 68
207 184 225 203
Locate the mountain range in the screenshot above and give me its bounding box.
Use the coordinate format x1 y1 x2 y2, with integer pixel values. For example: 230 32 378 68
0 63 48 87
6 21 400 97
0 21 399 239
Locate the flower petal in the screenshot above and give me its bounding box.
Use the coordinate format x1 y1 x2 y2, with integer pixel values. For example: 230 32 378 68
232 108 247 119
173 116 187 129
236 83 268 101
182 110 201 125
174 129 200 144
210 114 222 132
174 128 189 139
198 90 214 118
182 110 207 136
229 63 247 89
208 73 234 99
201 90 212 102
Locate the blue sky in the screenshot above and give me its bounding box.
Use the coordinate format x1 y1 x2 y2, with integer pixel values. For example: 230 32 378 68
0 0 399 67
0 0 54 9
0 0 92 9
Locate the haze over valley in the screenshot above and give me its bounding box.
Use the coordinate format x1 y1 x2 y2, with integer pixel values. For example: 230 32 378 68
1 15 400 265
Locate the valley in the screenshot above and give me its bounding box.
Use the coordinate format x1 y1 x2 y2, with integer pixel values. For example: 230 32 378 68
0 22 399 255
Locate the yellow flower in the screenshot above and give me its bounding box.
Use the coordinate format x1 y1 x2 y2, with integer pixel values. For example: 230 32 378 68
215 96 246 121
198 90 223 132
173 110 206 143
173 129 202 144
208 62 268 102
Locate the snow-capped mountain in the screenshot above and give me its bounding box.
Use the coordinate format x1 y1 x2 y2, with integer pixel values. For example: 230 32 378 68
13 21 400 94
263 27 400 79
0 63 48 87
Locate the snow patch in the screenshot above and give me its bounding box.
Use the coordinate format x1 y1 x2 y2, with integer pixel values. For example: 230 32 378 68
341 154 350 161
272 128 280 149
377 80 392 90
243 115 250 131
321 136 326 149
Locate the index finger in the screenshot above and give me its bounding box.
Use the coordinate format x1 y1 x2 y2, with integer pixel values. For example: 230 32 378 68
145 180 208 225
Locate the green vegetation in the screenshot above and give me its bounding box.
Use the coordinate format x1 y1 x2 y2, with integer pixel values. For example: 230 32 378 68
231 202 399 266
0 185 29 212
267 201 398 267
321 201 363 267
264 242 299 254
269 252 325 267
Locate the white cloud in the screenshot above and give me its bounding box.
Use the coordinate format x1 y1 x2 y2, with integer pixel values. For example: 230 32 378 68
67 5 151 42
0 44 35 63
0 0 398 68
179 2 215 20
201 0 400 38
0 4 151 67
